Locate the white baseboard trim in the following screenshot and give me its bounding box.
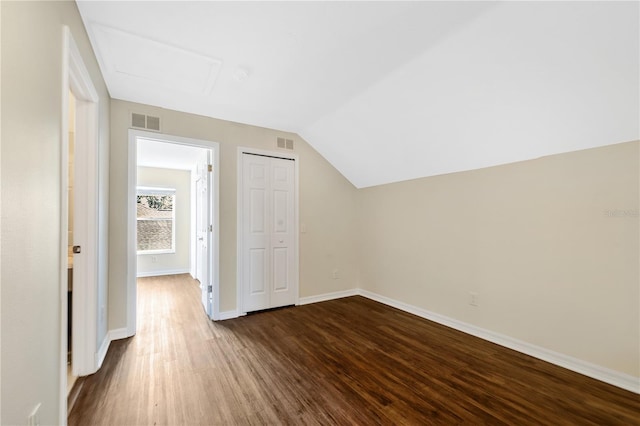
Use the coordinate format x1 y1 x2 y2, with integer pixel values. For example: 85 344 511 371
298 289 359 305
94 328 130 371
109 327 130 341
218 310 239 321
358 289 640 394
95 335 110 369
137 268 190 278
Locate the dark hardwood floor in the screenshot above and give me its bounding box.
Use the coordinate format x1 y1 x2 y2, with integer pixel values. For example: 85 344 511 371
68 274 640 425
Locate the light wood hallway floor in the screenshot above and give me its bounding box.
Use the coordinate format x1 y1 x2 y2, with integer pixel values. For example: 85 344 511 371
68 274 640 425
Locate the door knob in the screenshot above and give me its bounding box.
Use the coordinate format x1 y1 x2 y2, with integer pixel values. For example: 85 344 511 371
73 245 81 254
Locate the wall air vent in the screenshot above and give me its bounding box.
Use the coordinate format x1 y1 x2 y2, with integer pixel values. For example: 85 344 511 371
277 137 294 150
131 112 161 132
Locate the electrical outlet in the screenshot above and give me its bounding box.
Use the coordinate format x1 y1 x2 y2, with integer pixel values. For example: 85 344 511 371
332 269 339 279
469 292 479 307
28 403 41 426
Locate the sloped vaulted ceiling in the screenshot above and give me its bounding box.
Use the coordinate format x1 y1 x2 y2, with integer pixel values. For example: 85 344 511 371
77 1 639 188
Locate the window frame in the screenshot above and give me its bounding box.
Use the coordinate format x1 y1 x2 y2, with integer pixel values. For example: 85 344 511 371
136 186 176 255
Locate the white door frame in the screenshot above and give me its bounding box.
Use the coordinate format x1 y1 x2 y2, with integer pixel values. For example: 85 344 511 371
236 147 299 315
127 130 220 328
60 26 100 424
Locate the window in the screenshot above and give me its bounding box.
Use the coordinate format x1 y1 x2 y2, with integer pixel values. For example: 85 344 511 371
136 187 176 254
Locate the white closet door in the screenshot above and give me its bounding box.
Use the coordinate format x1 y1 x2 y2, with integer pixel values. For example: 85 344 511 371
269 158 296 308
242 154 271 312
242 153 296 312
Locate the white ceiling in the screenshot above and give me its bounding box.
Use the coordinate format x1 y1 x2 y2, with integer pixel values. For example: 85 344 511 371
137 138 206 171
77 1 639 188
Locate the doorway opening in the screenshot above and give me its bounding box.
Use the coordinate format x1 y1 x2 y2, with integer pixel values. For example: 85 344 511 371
128 130 220 333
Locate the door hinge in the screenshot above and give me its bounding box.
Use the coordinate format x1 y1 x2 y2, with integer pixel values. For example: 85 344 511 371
209 224 213 232
207 285 213 292
208 164 213 172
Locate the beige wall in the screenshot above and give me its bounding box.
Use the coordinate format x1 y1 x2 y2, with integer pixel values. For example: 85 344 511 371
137 167 191 275
358 141 639 377
1 1 110 424
109 100 359 326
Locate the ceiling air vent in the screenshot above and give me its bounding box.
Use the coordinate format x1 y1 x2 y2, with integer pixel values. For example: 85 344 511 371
277 137 294 150
131 112 161 132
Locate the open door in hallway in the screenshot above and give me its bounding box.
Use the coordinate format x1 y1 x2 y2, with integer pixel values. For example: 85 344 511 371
196 149 213 318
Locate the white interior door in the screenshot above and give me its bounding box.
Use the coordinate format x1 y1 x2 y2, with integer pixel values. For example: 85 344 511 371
71 96 98 377
62 27 101 422
269 158 296 308
195 168 203 283
197 150 212 317
242 153 296 312
242 154 270 312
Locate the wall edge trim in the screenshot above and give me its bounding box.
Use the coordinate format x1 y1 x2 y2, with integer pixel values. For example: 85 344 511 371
108 327 130 341
298 289 359 305
357 289 640 394
136 269 190 278
219 310 240 321
95 335 110 370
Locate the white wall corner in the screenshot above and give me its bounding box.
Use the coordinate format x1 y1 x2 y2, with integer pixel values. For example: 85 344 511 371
357 289 640 395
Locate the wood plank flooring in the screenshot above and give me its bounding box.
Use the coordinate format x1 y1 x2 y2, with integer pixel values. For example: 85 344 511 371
69 274 640 425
